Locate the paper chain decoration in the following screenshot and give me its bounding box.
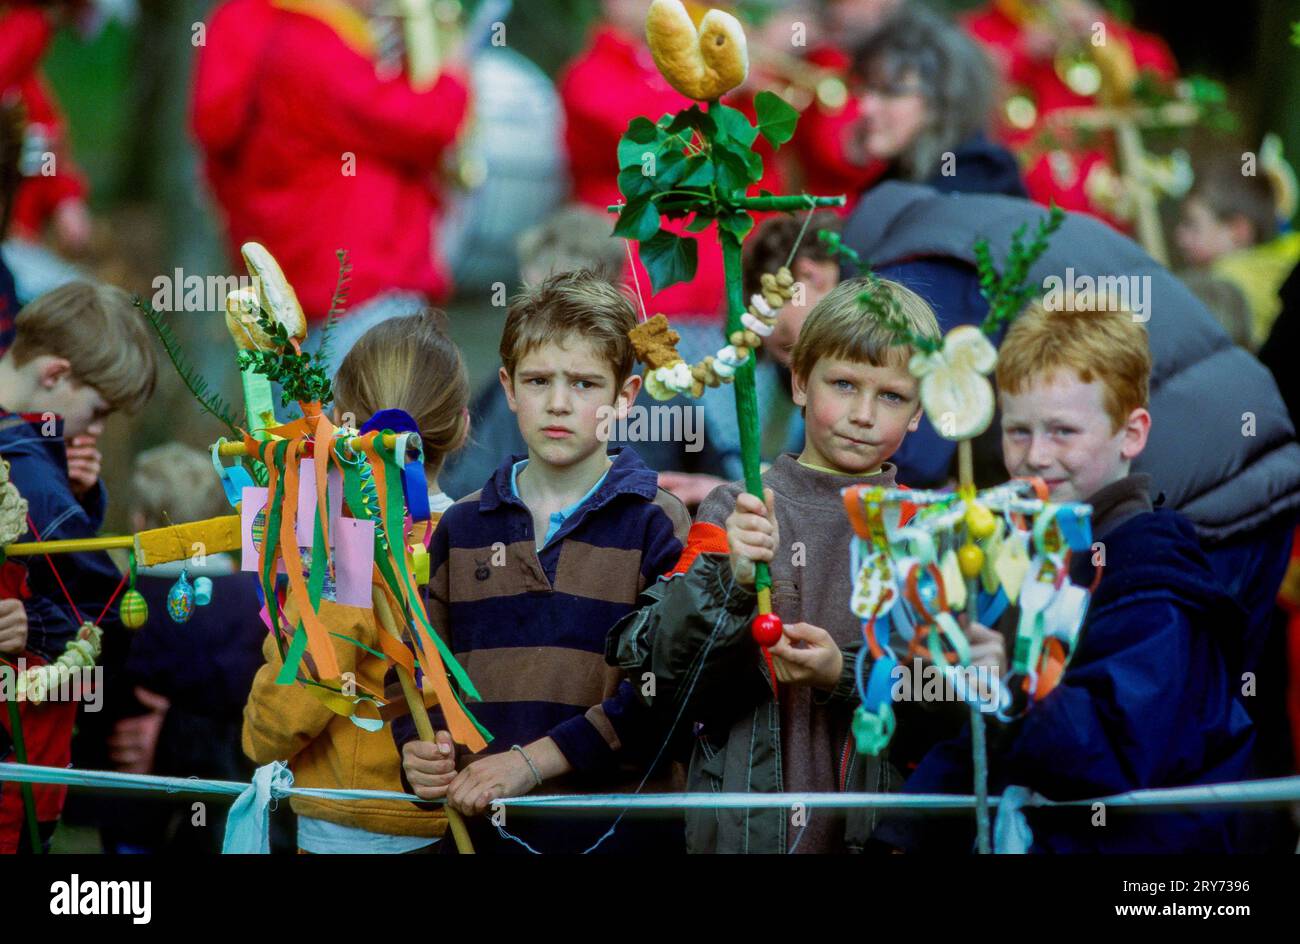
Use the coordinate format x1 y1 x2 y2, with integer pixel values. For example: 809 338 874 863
843 480 1094 756
845 203 1089 756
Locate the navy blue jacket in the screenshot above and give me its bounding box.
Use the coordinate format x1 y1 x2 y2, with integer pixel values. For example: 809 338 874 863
874 504 1255 853
0 410 122 659
923 131 1028 199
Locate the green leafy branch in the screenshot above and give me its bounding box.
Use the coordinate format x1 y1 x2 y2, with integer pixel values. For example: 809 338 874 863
818 228 860 267
974 204 1066 336
315 249 351 376
133 295 242 438
613 90 801 292
1132 71 1236 133
236 306 333 408
857 271 942 356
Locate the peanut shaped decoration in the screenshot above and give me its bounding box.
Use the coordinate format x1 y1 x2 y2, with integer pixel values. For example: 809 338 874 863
629 268 796 399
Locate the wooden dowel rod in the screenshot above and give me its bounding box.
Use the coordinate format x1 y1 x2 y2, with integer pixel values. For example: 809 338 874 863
4 535 135 556
217 432 400 458
373 588 475 855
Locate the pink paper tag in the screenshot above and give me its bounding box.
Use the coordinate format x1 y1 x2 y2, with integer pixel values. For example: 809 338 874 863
241 482 374 606
331 517 376 607
296 459 344 546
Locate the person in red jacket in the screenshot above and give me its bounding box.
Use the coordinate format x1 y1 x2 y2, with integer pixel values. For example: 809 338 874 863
775 0 894 209
192 0 470 320
0 1 92 252
558 0 785 323
963 0 1179 231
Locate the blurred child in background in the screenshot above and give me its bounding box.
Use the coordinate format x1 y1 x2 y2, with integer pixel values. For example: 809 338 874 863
1175 146 1300 350
66 443 274 854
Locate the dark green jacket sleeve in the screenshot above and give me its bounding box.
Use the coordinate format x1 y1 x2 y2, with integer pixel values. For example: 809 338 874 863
606 553 773 732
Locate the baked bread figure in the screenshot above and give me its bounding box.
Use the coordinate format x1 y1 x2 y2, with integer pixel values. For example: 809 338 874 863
645 0 748 102
224 241 309 352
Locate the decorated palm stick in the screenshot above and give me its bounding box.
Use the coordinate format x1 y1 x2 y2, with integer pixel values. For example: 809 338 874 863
855 207 1066 852
374 586 475 854
617 0 844 648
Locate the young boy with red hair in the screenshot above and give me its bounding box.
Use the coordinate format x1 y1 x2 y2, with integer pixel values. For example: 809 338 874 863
875 302 1256 853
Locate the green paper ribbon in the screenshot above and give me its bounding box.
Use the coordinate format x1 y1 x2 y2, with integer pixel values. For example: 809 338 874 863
333 433 490 742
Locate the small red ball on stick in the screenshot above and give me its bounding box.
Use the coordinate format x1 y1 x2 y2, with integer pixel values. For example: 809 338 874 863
751 612 783 647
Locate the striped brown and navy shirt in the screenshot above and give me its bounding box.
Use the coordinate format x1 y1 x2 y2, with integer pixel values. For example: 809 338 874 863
391 448 689 850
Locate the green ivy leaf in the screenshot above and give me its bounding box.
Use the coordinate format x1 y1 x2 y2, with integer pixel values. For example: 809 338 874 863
617 117 663 169
685 212 715 233
666 104 716 139
714 144 756 195
640 231 698 293
652 146 689 188
612 194 662 242
712 103 758 149
717 209 754 242
679 153 714 188
618 164 656 202
755 90 799 148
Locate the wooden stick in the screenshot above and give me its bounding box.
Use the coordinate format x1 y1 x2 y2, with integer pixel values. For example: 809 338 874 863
1114 117 1170 265
217 432 401 459
4 535 135 556
957 439 974 495
373 587 475 854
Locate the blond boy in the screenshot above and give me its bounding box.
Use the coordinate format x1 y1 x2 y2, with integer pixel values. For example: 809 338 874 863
605 276 1005 854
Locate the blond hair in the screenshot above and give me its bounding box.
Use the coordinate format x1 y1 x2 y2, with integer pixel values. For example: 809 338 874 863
333 309 469 477
791 275 941 380
996 302 1151 433
11 281 157 414
132 442 229 529
499 269 637 386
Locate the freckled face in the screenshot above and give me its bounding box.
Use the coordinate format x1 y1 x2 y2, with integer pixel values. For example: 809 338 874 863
793 355 922 474
999 369 1148 502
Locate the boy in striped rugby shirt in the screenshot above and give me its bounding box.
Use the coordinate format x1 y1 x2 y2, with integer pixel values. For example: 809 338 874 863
393 270 690 853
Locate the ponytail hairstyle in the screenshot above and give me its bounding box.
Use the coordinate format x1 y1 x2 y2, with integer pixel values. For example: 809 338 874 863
333 309 470 479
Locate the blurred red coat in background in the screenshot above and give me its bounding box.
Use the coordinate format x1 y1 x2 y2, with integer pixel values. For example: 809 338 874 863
963 2 1177 232
785 44 884 212
193 0 469 319
0 3 90 242
559 24 786 321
